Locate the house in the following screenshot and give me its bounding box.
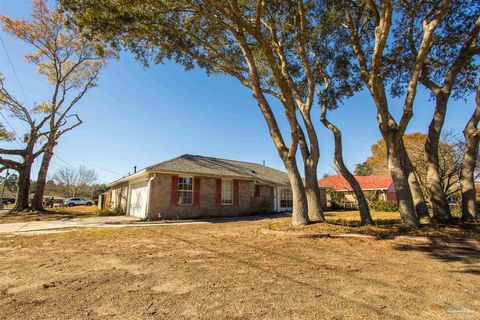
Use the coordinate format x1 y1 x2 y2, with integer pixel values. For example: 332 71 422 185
100 154 328 220
318 174 396 208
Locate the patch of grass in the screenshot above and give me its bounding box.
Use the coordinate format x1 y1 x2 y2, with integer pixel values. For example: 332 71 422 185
263 211 480 240
49 205 98 214
97 207 125 216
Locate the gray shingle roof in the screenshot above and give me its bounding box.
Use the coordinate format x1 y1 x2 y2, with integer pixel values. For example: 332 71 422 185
147 154 291 186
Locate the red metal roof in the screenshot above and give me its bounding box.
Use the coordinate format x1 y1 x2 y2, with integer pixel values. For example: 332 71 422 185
318 174 393 191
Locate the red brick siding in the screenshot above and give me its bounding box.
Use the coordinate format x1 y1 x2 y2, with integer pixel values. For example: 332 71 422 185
251 185 274 213
147 174 260 220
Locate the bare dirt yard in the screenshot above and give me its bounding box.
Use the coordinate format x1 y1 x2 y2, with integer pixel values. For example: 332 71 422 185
0 213 479 319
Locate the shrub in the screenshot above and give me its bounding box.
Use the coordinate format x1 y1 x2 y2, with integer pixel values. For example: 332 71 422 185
327 190 346 210
329 201 345 211
97 207 125 216
370 200 399 212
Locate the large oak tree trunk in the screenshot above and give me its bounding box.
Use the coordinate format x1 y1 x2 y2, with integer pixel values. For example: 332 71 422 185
31 143 55 211
304 162 325 222
285 157 309 227
387 138 419 228
298 123 324 222
460 85 480 221
402 144 431 223
425 94 451 221
320 106 372 225
11 160 33 212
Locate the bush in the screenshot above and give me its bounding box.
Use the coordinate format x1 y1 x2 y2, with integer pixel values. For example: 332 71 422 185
97 207 125 216
329 201 345 211
327 190 346 210
370 200 399 212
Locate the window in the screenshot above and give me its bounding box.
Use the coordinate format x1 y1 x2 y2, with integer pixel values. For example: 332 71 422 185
221 179 233 205
178 177 193 205
280 189 293 208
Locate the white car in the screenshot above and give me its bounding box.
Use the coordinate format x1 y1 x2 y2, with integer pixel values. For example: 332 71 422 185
64 197 93 207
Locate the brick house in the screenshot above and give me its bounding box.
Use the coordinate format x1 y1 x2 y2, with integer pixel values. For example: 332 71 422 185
100 154 328 220
318 174 396 208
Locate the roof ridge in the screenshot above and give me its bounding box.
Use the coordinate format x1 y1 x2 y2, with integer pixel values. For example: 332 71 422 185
187 154 264 167
184 154 288 174
145 154 188 171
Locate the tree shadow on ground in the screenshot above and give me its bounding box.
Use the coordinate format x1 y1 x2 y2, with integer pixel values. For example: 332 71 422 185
316 218 480 241
393 235 480 275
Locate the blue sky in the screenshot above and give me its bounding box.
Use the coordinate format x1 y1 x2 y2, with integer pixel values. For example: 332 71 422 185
0 0 474 183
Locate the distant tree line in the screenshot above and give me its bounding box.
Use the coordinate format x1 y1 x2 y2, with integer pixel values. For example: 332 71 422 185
1 165 106 200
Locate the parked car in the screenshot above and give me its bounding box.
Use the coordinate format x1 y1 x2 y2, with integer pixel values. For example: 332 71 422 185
1 198 15 205
64 197 93 207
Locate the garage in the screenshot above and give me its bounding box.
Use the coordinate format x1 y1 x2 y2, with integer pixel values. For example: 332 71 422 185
128 182 148 219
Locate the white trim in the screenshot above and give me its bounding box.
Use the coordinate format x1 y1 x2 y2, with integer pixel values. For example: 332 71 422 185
107 170 148 187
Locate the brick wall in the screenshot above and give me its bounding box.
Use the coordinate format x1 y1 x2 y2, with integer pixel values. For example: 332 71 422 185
148 174 272 220
251 185 274 213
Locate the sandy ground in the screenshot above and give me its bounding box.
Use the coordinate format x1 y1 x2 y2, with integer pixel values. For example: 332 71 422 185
0 218 479 320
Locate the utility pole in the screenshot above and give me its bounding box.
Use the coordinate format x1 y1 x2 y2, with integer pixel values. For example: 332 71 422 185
0 168 10 210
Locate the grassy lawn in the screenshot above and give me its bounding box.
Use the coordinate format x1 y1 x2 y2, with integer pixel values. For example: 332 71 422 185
264 210 480 241
0 218 479 319
0 205 98 224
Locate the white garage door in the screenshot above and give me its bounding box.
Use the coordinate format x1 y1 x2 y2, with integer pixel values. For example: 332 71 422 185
128 182 148 219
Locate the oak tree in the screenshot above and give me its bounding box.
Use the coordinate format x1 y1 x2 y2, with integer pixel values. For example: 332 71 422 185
0 75 51 211
387 0 480 221
460 83 480 221
61 0 334 226
340 0 452 227
0 0 110 211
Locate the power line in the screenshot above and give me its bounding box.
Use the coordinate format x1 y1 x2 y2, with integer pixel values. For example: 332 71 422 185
0 34 30 104
81 159 124 176
53 154 124 177
1 35 123 179
0 34 30 134
53 154 76 169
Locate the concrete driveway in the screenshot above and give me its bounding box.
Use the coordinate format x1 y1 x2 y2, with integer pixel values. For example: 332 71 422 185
0 216 145 234
0 214 286 234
